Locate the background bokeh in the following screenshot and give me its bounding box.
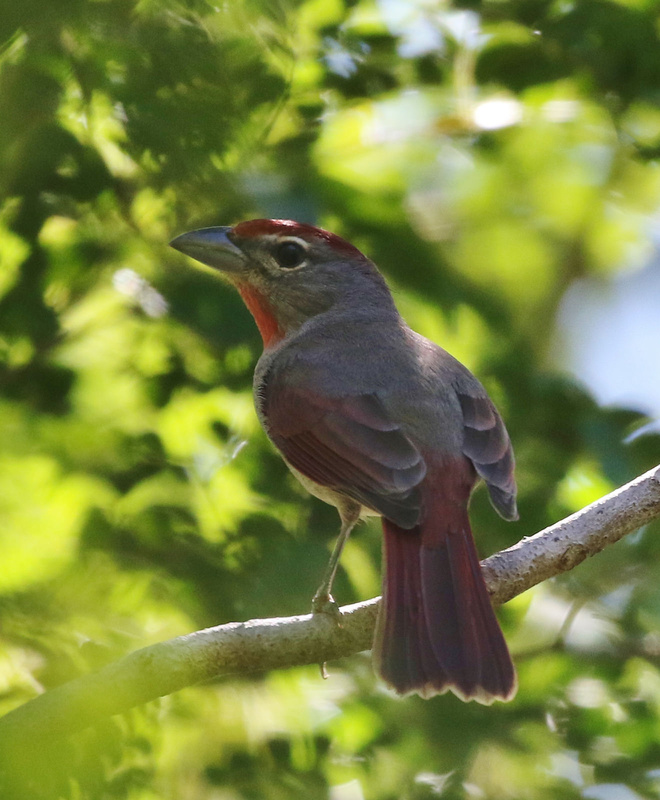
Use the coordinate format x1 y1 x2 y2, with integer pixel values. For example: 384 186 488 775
1 0 660 798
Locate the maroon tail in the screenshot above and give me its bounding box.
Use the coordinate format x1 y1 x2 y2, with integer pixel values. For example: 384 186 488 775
372 509 516 703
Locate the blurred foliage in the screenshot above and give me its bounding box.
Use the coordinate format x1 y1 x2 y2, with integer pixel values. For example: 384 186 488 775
1 0 660 797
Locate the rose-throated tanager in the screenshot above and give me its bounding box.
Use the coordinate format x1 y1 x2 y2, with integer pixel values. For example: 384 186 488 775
170 219 518 703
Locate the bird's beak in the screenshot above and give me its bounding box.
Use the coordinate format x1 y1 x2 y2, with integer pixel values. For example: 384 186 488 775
169 227 246 275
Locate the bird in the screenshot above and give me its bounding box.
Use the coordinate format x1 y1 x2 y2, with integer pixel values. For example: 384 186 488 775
170 219 518 703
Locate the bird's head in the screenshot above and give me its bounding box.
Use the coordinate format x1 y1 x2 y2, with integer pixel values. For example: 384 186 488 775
170 219 395 347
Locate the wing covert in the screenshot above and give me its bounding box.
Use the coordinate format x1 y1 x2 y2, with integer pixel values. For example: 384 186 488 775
260 379 426 529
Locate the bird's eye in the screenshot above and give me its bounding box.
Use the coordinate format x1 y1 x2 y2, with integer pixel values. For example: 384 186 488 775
273 240 306 269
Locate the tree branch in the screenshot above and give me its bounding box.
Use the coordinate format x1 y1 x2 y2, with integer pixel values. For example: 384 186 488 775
1 464 659 753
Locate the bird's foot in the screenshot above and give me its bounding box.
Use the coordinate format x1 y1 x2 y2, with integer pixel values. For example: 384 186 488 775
312 592 342 679
311 591 342 624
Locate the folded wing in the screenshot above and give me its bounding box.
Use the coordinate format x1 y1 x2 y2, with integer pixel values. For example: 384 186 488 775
456 390 518 521
260 381 426 529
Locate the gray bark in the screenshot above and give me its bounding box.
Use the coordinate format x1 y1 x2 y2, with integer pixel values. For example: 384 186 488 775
0 464 658 753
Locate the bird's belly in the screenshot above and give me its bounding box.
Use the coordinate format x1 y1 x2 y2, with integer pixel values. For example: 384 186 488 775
286 463 377 519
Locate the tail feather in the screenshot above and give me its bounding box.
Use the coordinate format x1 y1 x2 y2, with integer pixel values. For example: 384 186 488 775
373 515 516 703
373 531 448 696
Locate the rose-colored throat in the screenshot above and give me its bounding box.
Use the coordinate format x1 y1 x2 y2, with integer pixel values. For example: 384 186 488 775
238 284 285 347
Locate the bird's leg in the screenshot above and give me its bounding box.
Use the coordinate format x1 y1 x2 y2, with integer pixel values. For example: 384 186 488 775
312 508 359 614
311 521 352 616
312 507 359 681
311 503 361 618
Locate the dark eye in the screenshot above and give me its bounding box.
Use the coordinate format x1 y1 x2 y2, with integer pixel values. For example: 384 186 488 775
273 240 306 269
